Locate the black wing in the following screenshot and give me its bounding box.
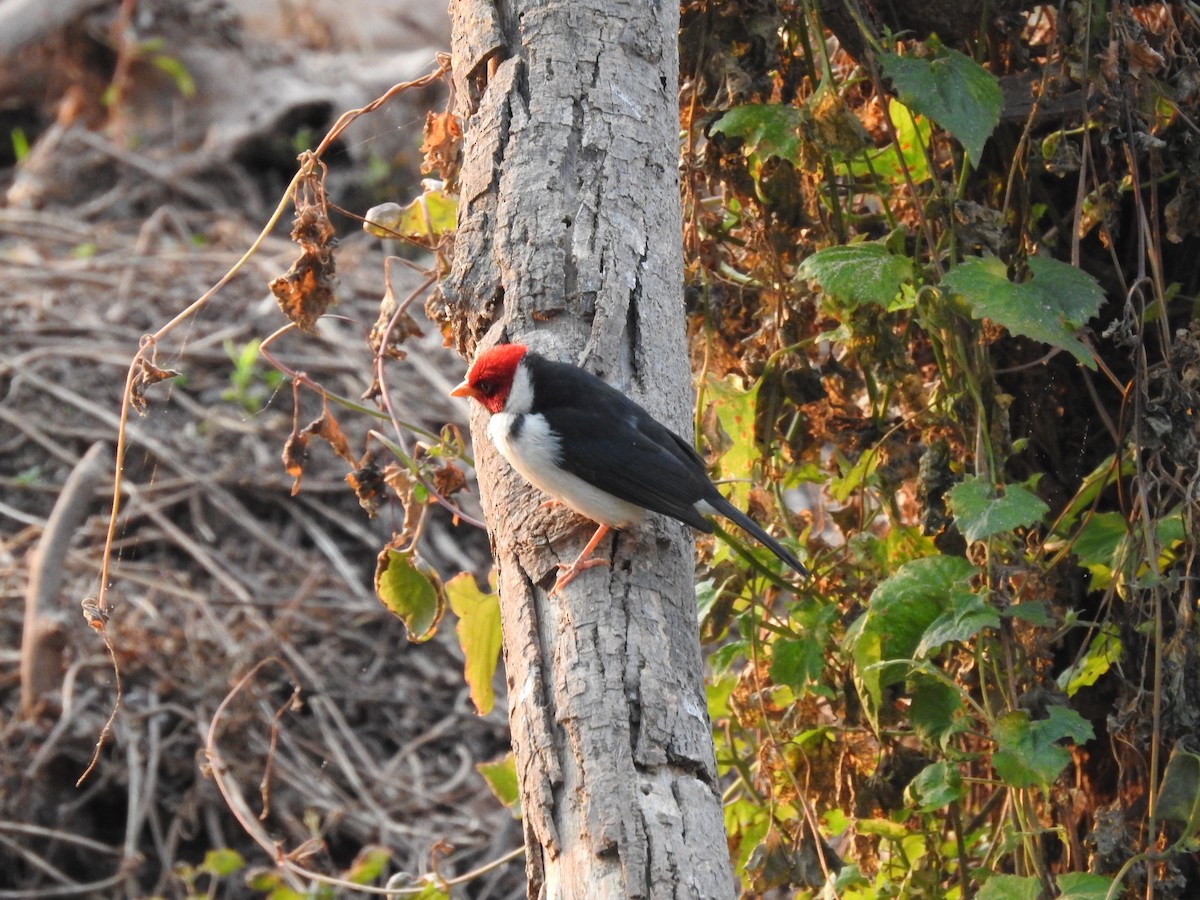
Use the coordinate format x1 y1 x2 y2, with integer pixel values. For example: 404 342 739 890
526 355 715 532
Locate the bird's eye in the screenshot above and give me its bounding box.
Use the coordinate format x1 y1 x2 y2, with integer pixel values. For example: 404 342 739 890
476 378 495 395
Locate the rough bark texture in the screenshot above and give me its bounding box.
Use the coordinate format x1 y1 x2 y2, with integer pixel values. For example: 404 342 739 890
435 0 734 897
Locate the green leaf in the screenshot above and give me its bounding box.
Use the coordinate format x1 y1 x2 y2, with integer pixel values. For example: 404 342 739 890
796 242 915 311
710 103 806 165
447 573 503 715
842 98 932 184
709 639 749 675
477 753 521 815
916 588 1000 656
845 555 975 723
343 846 391 886
1057 624 1121 696
1056 872 1116 900
198 848 245 877
909 677 965 746
880 47 1001 166
942 256 1105 368
1070 511 1128 586
1155 745 1200 835
770 635 825 691
946 476 1049 543
976 873 1042 900
993 705 1094 789
363 184 458 240
701 374 760 509
374 548 444 642
906 761 965 811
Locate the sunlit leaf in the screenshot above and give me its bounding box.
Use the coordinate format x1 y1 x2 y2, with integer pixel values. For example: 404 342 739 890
198 848 245 877
993 706 1094 789
947 476 1049 543
797 241 915 311
942 256 1105 368
364 181 458 242
446 572 502 715
1057 624 1121 696
374 547 444 642
845 555 974 724
1057 872 1115 900
477 753 520 814
701 374 759 509
710 103 806 165
906 761 965 811
880 46 1001 167
343 846 391 885
977 873 1042 900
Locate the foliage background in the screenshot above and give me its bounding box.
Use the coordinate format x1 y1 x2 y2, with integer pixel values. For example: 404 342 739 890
3 0 1200 898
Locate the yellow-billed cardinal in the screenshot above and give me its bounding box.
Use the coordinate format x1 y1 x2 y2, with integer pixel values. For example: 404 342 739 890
451 343 808 592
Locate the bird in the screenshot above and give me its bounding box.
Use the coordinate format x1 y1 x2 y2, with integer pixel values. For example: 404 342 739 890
451 343 808 593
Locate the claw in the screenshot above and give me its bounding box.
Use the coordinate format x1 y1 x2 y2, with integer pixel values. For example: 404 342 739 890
548 524 612 594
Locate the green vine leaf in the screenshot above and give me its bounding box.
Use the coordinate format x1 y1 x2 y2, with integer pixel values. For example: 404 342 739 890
477 753 520 814
797 241 916 311
1056 873 1115 900
993 705 1094 789
374 547 445 642
947 476 1049 543
709 103 805 166
976 874 1043 900
880 46 1001 167
942 255 1105 367
845 555 975 726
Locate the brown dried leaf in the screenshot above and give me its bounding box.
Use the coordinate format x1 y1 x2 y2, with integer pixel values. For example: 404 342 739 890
431 459 467 499
270 246 336 334
282 431 310 495
307 410 355 464
383 462 423 543
270 176 338 333
130 357 181 414
346 462 386 518
420 110 462 183
368 274 425 363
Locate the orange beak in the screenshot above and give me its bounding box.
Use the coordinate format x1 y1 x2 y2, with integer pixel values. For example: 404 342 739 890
450 380 478 400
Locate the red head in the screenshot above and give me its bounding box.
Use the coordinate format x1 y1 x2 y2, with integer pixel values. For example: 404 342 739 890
450 343 529 413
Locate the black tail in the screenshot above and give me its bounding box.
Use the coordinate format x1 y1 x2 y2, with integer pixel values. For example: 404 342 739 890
704 491 808 577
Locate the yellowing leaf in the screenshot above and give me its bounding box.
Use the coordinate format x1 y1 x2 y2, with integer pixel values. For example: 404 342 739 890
446 573 502 715
374 547 444 642
477 752 520 814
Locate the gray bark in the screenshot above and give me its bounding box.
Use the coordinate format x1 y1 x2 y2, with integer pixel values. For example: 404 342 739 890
436 0 734 896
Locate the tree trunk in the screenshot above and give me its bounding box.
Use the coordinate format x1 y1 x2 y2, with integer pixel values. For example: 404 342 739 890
436 0 734 896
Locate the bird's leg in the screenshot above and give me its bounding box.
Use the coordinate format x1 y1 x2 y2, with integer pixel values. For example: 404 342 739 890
551 524 612 594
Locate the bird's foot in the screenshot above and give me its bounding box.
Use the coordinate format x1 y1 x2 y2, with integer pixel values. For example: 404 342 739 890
548 523 612 595
550 557 610 594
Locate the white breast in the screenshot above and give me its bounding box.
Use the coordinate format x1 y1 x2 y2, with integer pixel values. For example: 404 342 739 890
488 410 645 529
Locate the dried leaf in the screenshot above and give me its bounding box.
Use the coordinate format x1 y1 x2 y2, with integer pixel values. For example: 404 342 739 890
306 410 354 464
346 463 386 518
283 409 355 495
431 459 467 499
282 431 310 495
270 174 338 332
270 245 336 334
420 110 462 183
367 272 425 363
130 357 181 414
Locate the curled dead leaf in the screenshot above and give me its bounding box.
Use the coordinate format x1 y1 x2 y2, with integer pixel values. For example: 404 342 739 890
420 109 462 184
346 462 386 518
130 356 181 414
